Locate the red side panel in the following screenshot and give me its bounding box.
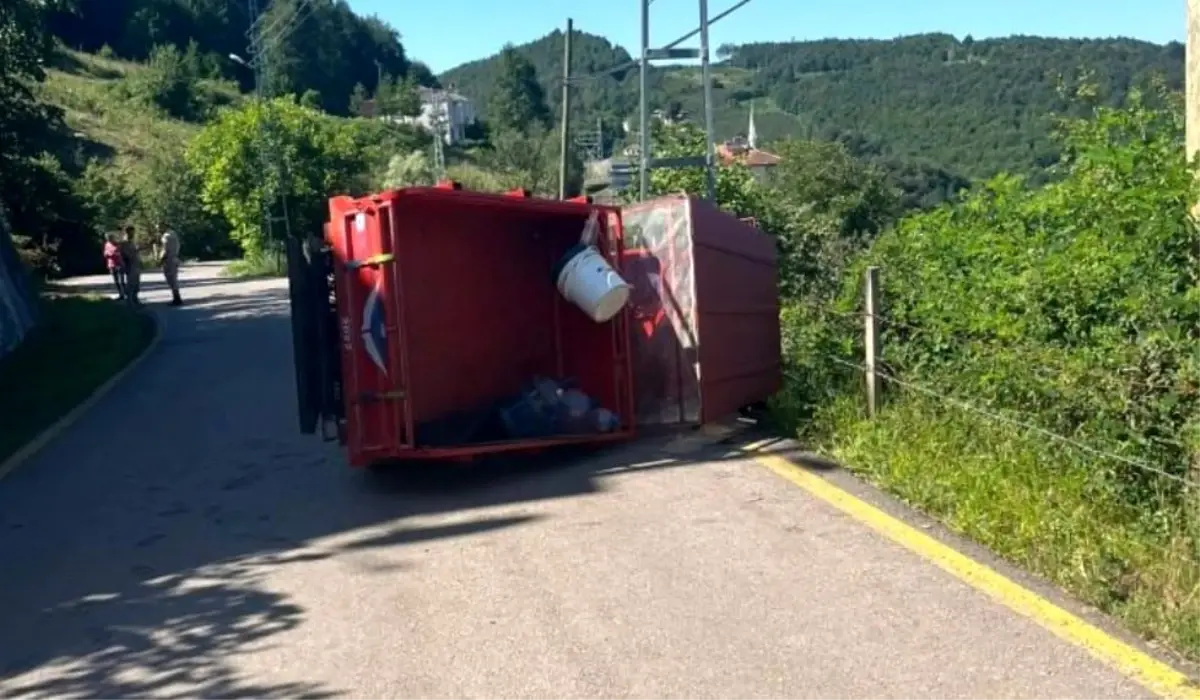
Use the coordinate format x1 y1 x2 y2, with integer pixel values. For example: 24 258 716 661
327 195 408 467
688 197 781 420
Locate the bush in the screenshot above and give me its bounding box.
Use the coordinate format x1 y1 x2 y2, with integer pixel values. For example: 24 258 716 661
776 88 1200 659
855 89 1198 499
382 150 434 189
133 144 235 260
124 44 203 121
223 249 285 279
187 97 429 256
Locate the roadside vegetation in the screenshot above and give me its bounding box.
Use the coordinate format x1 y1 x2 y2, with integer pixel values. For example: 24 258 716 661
0 294 155 465
769 87 1199 659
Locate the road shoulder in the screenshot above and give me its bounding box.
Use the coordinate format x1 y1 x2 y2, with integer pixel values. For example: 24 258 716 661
742 435 1200 700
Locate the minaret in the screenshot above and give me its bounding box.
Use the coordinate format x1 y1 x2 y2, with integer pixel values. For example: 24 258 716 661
747 101 758 150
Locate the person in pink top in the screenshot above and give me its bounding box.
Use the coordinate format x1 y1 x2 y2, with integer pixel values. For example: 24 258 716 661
103 232 127 301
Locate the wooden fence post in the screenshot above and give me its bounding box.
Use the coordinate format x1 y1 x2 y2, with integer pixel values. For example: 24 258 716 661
864 266 880 417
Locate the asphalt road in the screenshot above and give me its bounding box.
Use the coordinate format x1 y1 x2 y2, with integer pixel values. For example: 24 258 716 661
0 263 1165 699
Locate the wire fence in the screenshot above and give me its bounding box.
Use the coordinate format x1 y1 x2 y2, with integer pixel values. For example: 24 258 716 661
786 266 1200 494
0 209 39 361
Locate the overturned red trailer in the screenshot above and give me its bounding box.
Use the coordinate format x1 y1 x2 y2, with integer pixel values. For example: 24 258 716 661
287 185 636 466
286 185 781 469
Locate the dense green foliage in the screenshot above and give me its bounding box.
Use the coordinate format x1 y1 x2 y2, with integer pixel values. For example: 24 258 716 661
2 0 444 276
773 90 1199 657
186 97 427 254
0 0 82 273
724 35 1183 179
48 0 435 114
441 30 1182 197
488 46 553 134
443 29 640 152
861 90 1198 493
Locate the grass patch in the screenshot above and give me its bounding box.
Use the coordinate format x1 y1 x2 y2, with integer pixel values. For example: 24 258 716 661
38 49 242 172
0 294 156 464
39 52 201 170
800 390 1200 661
222 251 286 279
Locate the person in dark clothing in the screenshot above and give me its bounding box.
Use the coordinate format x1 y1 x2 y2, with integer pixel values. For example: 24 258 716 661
119 226 142 306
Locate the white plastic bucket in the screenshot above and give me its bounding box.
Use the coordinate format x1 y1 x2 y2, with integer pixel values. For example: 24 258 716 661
555 244 631 323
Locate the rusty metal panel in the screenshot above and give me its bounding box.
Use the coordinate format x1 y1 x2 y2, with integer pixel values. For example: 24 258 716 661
688 197 781 421
621 195 781 426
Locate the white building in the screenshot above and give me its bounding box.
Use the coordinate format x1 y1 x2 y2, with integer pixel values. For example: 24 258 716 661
401 87 477 145
363 86 477 145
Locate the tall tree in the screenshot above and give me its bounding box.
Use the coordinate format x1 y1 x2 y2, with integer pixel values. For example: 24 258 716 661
395 74 422 118
348 82 369 116
0 0 81 271
487 45 550 134
0 0 61 181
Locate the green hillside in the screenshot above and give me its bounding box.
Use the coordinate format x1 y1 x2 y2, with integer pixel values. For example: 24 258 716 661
440 31 1184 181
39 50 241 171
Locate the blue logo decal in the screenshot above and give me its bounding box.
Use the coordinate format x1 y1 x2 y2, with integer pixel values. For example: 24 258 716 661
361 278 388 375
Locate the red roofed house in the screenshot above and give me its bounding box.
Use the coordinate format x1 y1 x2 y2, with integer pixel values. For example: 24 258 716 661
716 103 781 182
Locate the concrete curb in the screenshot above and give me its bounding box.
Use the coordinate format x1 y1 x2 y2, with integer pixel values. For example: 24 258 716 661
0 308 164 483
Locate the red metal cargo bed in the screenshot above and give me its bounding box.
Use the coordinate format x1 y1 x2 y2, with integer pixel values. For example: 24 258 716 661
621 195 782 427
310 185 636 467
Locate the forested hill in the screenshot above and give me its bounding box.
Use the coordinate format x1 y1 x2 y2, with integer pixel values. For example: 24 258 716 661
441 29 643 139
441 31 1184 181
47 0 437 115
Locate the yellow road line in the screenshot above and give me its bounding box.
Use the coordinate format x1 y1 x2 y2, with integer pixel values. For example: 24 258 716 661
744 438 1200 700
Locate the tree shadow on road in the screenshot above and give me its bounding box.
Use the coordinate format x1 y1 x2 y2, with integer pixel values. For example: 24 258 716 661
2 553 332 699
0 280 805 698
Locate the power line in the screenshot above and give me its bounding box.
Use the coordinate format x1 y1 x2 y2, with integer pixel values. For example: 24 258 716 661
245 0 318 267
796 302 1199 398
559 0 755 86
249 0 316 65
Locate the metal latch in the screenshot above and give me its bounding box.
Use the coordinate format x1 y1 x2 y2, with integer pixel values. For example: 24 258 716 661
345 253 395 270
357 389 407 403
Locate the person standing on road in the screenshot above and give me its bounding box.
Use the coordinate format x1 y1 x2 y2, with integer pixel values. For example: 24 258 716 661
120 226 141 306
158 223 183 306
103 232 126 301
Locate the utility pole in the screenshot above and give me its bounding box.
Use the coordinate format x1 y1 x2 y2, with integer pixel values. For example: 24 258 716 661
636 0 753 202
1190 0 1200 158
638 0 651 200
558 18 574 200
698 0 717 202
1188 0 1200 217
431 89 446 182
246 0 292 266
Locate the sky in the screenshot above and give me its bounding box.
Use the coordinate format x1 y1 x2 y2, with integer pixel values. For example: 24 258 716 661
347 0 1184 75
